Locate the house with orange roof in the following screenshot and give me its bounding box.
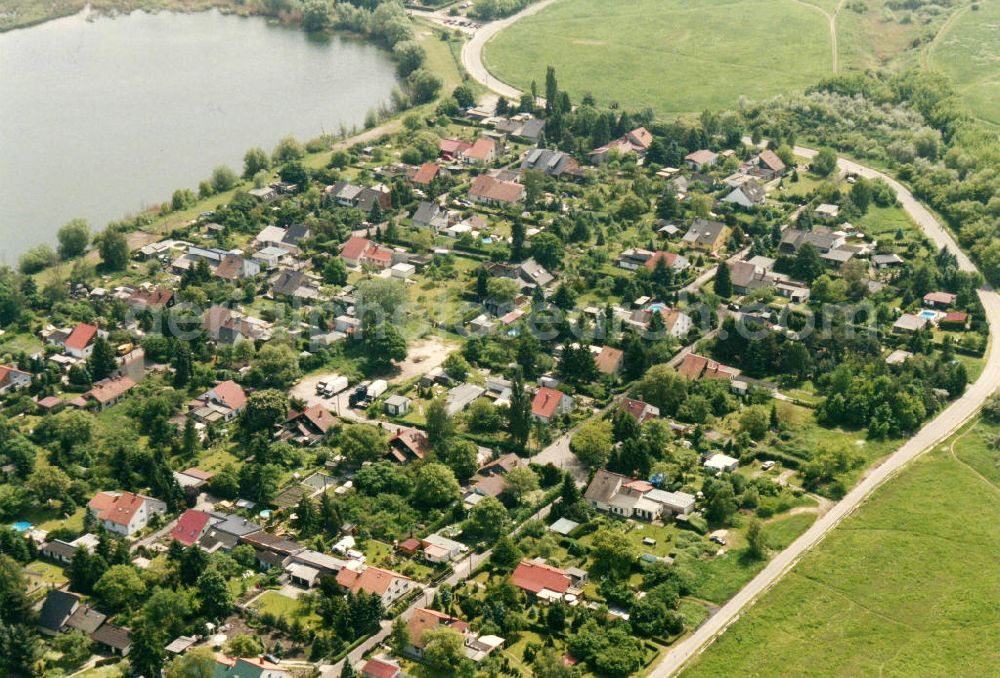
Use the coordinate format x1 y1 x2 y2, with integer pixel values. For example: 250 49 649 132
84 376 136 409
594 346 624 375
588 127 654 164
190 380 247 423
676 353 741 381
411 162 441 186
510 560 572 600
280 404 335 446
531 387 574 424
62 322 99 359
170 509 215 547
468 174 525 206
87 491 167 536
361 657 402 678
461 137 499 165
388 427 430 463
339 236 395 270
335 565 414 607
439 138 473 160
619 397 660 424
0 365 32 394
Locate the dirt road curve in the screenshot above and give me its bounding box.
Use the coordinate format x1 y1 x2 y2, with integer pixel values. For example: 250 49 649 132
647 149 1000 676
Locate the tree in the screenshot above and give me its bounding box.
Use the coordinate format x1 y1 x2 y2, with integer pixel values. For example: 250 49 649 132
436 438 477 482
249 343 300 389
467 398 503 433
40 409 93 456
97 228 130 270
243 147 271 179
19 244 58 274
423 627 470 674
51 630 92 670
57 218 90 259
571 419 613 469
485 277 519 308
505 466 539 503
393 39 425 76
714 261 733 297
173 341 193 387
94 564 146 611
425 397 454 444
532 647 574 677
740 405 770 440
704 478 738 524
591 529 636 578
490 535 522 570
413 463 461 508
508 372 532 451
340 424 388 465
388 617 411 655
165 646 216 678
240 390 289 436
197 567 232 619
85 336 117 381
747 518 767 559
211 165 238 193
272 136 305 164
238 462 281 504
407 68 442 104
635 364 688 415
363 321 407 368
323 256 348 285
529 232 564 270
811 148 838 177
792 242 825 282
464 497 509 542
224 633 264 657
452 84 475 109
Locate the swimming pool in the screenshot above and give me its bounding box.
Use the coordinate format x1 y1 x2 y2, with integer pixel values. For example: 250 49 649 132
11 521 31 532
919 310 937 319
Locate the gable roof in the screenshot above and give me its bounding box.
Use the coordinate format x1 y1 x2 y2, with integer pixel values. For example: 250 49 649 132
88 490 145 526
87 377 137 405
757 149 786 172
91 623 132 651
297 404 335 434
64 323 98 351
271 269 307 297
620 397 659 422
584 469 626 505
464 137 497 161
389 427 430 462
412 162 440 185
38 590 79 631
510 560 571 595
684 219 727 247
531 387 567 419
336 566 410 596
594 346 624 374
206 380 247 411
171 509 213 546
685 149 718 165
408 608 469 650
341 236 373 261
469 175 524 204
362 658 402 678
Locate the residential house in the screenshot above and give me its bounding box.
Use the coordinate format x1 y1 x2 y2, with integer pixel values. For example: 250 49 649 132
778 227 845 255
0 365 31 394
588 127 654 164
446 383 486 416
339 236 394 270
389 427 431 463
280 404 335 446
682 219 730 253
248 186 278 203
478 453 523 477
324 182 392 214
335 566 413 607
214 254 260 282
619 397 660 424
66 605 107 637
200 514 262 552
584 469 696 520
126 285 175 313
38 590 80 636
494 114 544 143
420 533 467 563
440 138 473 160
212 657 288 678
411 162 441 186
704 453 739 474
412 201 450 231
241 531 305 559
270 269 319 301
462 137 499 165
404 608 502 662
531 387 574 423
627 306 693 338
685 149 718 170
617 248 690 273
521 148 583 179
362 658 402 678
39 539 78 564
677 353 741 381
893 314 929 334
84 376 137 409
517 258 554 288
924 291 957 309
751 149 787 180
468 174 524 206
941 311 969 329
190 380 247 423
87 491 167 537
91 624 132 657
510 560 572 601
170 509 215 547
61 322 99 359
253 223 311 254
873 253 905 269
722 179 766 208
815 203 840 218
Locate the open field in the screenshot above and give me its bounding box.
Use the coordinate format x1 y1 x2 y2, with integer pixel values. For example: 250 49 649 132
928 0 1000 125
484 0 833 115
682 418 1000 677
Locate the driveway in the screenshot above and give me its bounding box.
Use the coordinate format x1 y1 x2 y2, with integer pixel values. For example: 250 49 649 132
648 150 1000 676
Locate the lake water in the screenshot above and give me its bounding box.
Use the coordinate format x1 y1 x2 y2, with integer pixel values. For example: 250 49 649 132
0 9 399 263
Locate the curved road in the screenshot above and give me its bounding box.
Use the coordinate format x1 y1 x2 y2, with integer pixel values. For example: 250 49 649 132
647 152 1000 676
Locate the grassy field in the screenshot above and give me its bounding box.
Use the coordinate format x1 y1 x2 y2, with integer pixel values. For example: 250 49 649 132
682 417 1000 677
484 0 833 115
928 0 1000 125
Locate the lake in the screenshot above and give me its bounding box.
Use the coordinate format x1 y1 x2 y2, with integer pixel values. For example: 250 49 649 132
0 9 399 264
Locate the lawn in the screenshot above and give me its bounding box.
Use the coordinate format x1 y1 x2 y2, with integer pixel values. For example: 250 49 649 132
682 418 1000 677
24 559 68 595
484 0 832 115
928 0 1000 125
249 590 320 627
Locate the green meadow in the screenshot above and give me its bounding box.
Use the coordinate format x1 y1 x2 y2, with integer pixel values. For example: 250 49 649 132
682 418 1000 677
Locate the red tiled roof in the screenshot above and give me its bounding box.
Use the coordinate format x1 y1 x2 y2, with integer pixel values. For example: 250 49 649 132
362 658 401 678
511 560 571 595
464 137 496 161
0 365 29 386
924 291 956 305
440 138 473 155
643 251 680 271
341 236 373 261
626 127 653 150
620 397 656 422
531 387 566 418
171 509 212 546
209 380 247 411
64 323 98 351
758 149 786 172
87 377 136 404
299 404 335 434
389 428 430 461
89 491 145 527
412 162 439 185
408 608 469 650
398 538 421 553
336 566 410 596
943 311 969 324
469 175 524 204
677 353 708 380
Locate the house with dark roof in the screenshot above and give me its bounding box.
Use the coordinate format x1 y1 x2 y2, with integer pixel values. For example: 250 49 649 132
39 539 78 563
200 513 262 552
778 227 845 255
38 590 80 635
521 148 582 179
412 201 449 231
682 219 730 253
65 605 107 635
213 656 288 678
752 149 787 179
324 182 391 214
722 179 766 208
270 269 319 301
214 254 260 282
91 624 132 656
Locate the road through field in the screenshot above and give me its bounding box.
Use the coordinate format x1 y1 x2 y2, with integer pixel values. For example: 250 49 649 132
646 149 1000 676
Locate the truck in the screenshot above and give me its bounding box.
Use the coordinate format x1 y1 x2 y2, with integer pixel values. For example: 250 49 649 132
322 375 349 398
366 379 388 400
348 381 371 408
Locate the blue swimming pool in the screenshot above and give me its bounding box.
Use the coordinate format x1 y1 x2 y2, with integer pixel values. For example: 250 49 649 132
919 310 937 319
11 521 31 532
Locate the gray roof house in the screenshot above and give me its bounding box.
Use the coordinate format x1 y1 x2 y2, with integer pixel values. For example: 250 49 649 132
518 259 554 288
446 383 486 416
412 201 449 231
521 149 582 178
722 179 766 208
38 590 80 635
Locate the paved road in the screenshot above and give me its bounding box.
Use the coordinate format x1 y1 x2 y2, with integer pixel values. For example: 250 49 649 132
648 149 1000 677
458 0 560 100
